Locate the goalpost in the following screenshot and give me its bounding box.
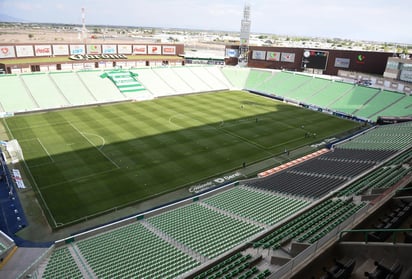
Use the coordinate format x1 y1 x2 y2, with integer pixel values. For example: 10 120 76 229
3 139 24 164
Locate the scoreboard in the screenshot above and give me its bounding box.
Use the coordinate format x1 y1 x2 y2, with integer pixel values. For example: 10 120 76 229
301 50 329 70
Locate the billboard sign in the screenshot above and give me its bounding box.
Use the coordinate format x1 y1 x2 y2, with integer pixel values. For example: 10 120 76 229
252 50 266 60
87 44 101 54
334 58 350 68
0 46 16 58
281 52 295 63
266 51 280 61
15 45 34 57
301 50 329 69
102 45 117 54
356 54 366 64
52 44 69 56
148 45 161 55
225 48 239 57
34 45 52 56
132 45 147 54
70 44 85 55
118 45 132 54
400 69 412 83
162 45 176 55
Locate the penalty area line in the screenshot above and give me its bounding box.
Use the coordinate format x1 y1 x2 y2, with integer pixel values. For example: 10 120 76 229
68 121 120 169
37 138 54 163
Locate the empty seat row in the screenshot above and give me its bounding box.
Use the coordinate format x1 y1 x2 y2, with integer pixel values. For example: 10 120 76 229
364 260 402 279
203 186 310 225
318 258 356 279
368 200 412 242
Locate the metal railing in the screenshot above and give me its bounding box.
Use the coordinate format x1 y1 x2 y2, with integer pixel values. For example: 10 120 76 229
339 228 412 244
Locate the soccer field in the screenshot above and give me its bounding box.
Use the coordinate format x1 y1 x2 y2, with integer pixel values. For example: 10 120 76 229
4 91 361 227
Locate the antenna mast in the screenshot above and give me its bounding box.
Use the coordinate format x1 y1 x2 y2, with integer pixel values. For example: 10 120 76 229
239 3 251 66
81 7 87 43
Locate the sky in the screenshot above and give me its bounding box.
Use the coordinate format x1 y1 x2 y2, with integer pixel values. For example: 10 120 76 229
1 0 411 44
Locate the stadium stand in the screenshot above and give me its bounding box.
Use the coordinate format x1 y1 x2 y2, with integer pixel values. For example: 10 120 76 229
19 73 71 109
330 86 381 115
366 200 412 242
364 260 403 279
74 222 199 279
355 90 405 119
243 69 272 91
253 71 302 95
132 67 176 96
192 253 271 279
0 75 39 112
221 67 250 89
190 66 231 90
40 246 84 279
76 71 126 102
1 66 410 124
1 67 412 279
1 120 411 279
102 70 145 93
242 68 412 122
318 257 356 279
101 70 154 101
376 95 412 118
337 121 412 151
147 203 263 259
171 67 213 93
202 186 310 226
277 76 331 101
48 71 98 105
306 81 354 109
151 67 194 94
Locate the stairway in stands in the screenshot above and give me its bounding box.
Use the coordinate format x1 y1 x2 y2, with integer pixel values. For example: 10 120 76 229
101 70 145 94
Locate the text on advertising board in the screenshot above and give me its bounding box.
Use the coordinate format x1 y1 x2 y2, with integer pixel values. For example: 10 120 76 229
69 54 128 60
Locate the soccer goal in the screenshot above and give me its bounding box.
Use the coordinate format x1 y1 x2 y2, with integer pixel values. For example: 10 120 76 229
4 139 24 164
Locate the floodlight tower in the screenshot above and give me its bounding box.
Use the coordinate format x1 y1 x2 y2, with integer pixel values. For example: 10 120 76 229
239 3 251 66
81 7 87 43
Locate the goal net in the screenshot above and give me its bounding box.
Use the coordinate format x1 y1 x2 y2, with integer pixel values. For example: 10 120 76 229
4 139 24 164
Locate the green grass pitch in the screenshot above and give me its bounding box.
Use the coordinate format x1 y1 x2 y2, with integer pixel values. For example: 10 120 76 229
4 91 361 227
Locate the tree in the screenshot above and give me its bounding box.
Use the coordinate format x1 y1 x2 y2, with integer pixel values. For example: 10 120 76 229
28 34 34 39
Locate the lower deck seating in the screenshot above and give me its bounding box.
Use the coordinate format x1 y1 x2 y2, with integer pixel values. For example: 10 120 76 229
368 200 412 242
147 203 263 259
364 260 402 279
41 247 83 279
193 253 271 279
318 258 356 279
253 199 366 249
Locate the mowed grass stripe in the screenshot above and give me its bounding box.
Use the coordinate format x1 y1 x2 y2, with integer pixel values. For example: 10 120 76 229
5 91 361 225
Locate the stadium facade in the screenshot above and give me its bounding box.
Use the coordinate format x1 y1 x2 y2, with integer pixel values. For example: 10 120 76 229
225 45 393 76
0 43 184 74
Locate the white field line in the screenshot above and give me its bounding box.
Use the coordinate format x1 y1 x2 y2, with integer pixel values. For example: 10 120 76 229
82 132 106 150
36 138 54 162
68 121 120 169
2 119 57 227
41 168 119 190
